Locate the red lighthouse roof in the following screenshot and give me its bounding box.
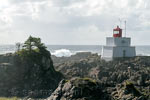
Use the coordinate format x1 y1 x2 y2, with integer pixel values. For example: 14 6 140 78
113 26 122 37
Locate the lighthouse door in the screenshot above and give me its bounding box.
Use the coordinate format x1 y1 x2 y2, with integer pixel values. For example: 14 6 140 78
123 50 126 57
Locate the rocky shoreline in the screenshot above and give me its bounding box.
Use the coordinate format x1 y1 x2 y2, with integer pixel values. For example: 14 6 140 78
0 51 150 100
50 52 150 100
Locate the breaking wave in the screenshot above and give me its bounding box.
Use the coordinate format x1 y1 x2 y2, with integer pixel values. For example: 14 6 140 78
51 49 74 57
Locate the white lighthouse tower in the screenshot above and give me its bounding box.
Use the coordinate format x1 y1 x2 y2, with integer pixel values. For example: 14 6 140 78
101 25 136 61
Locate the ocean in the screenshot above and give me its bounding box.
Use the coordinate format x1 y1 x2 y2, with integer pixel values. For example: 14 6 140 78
0 45 150 57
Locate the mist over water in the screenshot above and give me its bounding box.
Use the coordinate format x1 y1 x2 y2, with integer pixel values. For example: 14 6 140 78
0 45 150 57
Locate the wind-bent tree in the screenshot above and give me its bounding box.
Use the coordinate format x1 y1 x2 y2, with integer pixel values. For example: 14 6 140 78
23 36 46 52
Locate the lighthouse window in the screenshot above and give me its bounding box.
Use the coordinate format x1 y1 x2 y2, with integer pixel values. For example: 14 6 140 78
114 31 119 34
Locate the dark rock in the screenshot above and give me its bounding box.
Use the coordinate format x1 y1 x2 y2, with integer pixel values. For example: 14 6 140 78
111 81 147 100
51 53 150 100
48 77 111 100
0 51 63 97
53 54 150 86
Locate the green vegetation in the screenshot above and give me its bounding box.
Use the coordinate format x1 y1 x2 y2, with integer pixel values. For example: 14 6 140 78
72 77 97 88
16 36 50 58
82 77 97 84
0 97 20 100
23 36 46 51
124 80 134 86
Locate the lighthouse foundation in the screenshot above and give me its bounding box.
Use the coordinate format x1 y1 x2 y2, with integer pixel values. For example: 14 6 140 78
101 45 136 61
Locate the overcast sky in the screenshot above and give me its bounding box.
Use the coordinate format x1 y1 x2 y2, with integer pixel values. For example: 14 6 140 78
0 0 149 45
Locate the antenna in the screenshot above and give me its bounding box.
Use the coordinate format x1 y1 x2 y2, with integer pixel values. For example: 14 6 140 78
125 20 126 37
119 18 122 28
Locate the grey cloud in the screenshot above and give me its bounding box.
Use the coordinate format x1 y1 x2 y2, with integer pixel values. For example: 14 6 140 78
9 0 47 4
0 0 149 45
51 0 86 7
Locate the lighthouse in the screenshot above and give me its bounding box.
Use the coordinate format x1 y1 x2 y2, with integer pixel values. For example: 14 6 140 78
101 26 136 61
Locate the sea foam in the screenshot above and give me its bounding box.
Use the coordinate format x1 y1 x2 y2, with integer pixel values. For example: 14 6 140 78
51 49 74 57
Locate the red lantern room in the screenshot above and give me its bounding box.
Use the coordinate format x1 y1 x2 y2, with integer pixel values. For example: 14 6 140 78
113 26 122 37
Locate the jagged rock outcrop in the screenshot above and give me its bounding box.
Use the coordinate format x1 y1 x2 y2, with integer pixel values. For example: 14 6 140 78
0 51 63 97
51 53 150 99
53 53 101 79
53 53 150 86
47 78 148 100
52 52 93 66
48 77 110 100
111 81 147 100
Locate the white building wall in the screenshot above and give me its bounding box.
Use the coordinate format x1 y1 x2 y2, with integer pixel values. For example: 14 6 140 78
102 46 113 57
101 37 136 61
113 46 136 57
106 37 131 46
101 46 113 61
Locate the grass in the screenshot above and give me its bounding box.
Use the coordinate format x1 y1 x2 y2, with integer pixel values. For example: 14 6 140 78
82 77 97 84
124 80 134 86
0 97 20 100
72 77 97 88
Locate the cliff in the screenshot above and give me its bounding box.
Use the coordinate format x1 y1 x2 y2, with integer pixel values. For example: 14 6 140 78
0 51 63 98
0 36 63 98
